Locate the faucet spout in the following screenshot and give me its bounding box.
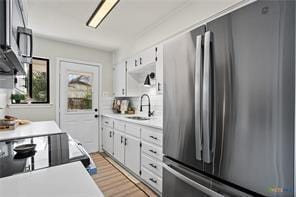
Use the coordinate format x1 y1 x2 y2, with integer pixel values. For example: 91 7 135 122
140 94 153 117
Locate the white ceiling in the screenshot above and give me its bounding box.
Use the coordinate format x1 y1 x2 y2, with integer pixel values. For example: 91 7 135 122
27 0 193 51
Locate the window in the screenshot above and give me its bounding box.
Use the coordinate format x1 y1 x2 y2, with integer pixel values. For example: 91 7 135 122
29 57 50 103
12 57 50 104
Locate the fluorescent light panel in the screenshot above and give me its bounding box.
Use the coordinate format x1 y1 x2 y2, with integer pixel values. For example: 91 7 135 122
87 0 119 28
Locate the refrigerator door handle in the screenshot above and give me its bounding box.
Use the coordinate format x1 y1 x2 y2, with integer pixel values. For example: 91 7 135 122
195 35 203 161
202 31 213 163
163 163 224 197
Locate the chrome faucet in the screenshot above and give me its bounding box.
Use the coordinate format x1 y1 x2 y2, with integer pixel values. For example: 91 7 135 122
140 94 153 117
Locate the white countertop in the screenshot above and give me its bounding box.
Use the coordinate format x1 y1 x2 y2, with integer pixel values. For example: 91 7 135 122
0 162 104 197
102 113 163 129
0 121 64 141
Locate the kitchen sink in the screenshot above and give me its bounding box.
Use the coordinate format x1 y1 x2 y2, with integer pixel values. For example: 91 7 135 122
126 116 150 121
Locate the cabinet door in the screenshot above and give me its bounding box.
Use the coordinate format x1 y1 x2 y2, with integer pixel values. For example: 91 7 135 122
138 47 156 67
156 44 163 94
126 58 134 71
113 131 125 164
125 135 141 175
113 62 126 96
103 127 114 155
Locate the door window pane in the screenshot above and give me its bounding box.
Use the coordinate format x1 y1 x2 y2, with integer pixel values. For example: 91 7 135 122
67 72 93 111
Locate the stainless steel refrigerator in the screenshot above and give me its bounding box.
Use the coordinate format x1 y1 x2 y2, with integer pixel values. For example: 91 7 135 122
163 1 295 196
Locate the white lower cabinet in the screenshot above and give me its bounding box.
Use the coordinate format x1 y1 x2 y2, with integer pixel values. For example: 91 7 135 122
141 127 163 193
141 167 163 192
142 141 163 161
102 126 113 155
125 135 141 175
113 130 125 164
113 130 141 175
142 154 162 177
102 116 163 194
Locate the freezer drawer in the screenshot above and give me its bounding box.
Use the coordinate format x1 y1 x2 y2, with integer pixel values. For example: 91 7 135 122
163 165 211 197
163 158 253 197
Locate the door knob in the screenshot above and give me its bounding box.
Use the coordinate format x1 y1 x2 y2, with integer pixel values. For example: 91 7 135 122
94 108 98 112
94 114 98 118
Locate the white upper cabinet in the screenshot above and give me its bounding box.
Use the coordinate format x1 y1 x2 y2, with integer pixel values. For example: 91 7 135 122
115 43 164 97
137 47 157 68
128 47 157 71
113 62 127 96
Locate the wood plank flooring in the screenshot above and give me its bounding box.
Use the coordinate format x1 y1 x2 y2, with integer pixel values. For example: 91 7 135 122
90 152 157 197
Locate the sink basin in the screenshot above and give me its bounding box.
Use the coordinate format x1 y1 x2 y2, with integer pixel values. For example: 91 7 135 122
126 116 150 121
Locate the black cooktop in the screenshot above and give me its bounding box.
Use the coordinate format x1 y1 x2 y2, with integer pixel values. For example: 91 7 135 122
0 133 90 178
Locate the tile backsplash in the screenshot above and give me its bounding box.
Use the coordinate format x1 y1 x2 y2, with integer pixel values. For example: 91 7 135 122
101 96 114 114
131 95 163 119
103 94 163 120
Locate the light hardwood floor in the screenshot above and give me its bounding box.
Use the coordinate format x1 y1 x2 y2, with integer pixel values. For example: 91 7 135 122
90 152 157 197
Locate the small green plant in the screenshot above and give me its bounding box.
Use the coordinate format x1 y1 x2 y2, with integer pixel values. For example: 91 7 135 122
11 94 26 104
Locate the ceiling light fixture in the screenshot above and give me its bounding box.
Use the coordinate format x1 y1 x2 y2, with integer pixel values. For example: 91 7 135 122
86 0 119 28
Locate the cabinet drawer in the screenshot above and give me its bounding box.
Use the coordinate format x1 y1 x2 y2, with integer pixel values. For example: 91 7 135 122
125 123 141 138
142 142 162 161
142 127 163 146
142 154 162 177
141 167 162 192
103 117 113 128
114 120 125 132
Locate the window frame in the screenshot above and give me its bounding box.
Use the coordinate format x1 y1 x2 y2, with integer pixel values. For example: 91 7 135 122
28 57 50 104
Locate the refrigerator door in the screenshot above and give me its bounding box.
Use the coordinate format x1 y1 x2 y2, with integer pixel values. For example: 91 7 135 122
205 1 295 196
163 157 252 197
163 25 205 170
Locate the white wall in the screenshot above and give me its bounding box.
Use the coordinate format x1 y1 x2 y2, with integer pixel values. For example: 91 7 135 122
114 0 244 63
7 36 113 121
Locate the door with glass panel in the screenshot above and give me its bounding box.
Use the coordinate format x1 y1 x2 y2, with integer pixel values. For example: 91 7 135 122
59 60 99 153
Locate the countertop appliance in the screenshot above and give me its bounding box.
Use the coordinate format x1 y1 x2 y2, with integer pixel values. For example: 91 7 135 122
163 1 294 197
0 0 33 75
0 133 92 178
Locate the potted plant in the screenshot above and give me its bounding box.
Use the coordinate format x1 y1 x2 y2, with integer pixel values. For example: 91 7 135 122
10 94 26 104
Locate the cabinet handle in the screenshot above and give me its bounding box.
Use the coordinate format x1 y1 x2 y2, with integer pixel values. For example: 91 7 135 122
149 136 158 140
149 149 157 154
105 121 109 124
121 136 123 144
125 138 127 146
140 57 142 65
157 82 161 91
135 59 137 67
149 163 157 169
149 178 157 183
109 131 112 138
122 89 125 95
